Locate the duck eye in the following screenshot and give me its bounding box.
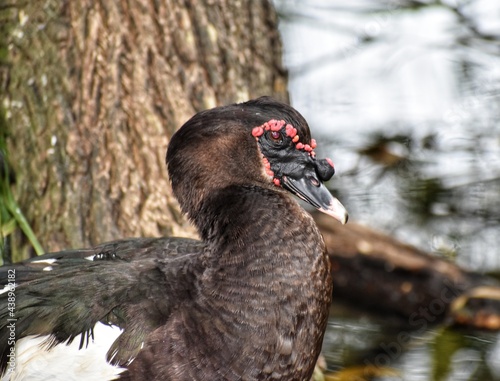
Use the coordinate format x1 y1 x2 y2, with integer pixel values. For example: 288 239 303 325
267 131 283 144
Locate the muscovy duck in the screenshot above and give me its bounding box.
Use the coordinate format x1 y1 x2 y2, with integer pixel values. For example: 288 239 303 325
0 97 347 381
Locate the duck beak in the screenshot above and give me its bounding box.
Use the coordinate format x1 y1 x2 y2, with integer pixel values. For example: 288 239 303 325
282 175 348 224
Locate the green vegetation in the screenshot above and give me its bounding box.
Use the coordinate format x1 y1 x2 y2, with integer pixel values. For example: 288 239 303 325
0 110 44 265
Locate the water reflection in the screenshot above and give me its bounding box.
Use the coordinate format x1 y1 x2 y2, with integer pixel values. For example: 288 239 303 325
325 304 500 380
274 0 500 379
275 0 500 271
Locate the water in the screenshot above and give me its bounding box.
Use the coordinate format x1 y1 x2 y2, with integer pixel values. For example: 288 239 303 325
324 303 500 380
274 1 500 379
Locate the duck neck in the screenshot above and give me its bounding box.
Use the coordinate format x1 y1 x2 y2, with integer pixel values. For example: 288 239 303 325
187 184 332 380
193 184 325 277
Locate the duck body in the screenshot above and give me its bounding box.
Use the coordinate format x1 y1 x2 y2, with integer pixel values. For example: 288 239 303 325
123 187 331 380
0 97 346 380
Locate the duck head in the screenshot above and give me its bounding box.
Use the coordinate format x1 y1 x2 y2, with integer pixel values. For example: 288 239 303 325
166 97 348 225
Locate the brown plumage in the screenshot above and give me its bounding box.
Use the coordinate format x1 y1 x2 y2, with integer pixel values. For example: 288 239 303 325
0 97 347 380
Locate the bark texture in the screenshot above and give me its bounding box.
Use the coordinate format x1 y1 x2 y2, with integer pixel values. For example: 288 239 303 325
1 0 288 259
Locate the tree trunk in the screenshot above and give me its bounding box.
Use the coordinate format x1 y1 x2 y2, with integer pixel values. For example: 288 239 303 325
1 0 288 260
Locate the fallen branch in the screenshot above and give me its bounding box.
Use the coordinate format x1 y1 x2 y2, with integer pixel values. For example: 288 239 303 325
313 212 500 330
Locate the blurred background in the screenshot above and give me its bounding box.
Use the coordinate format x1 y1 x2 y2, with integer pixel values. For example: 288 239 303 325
273 1 500 380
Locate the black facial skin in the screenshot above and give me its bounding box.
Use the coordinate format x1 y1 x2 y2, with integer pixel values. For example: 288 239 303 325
257 128 346 223
258 129 334 187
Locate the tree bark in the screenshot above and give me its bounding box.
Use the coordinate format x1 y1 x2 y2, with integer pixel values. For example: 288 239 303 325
1 0 288 260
